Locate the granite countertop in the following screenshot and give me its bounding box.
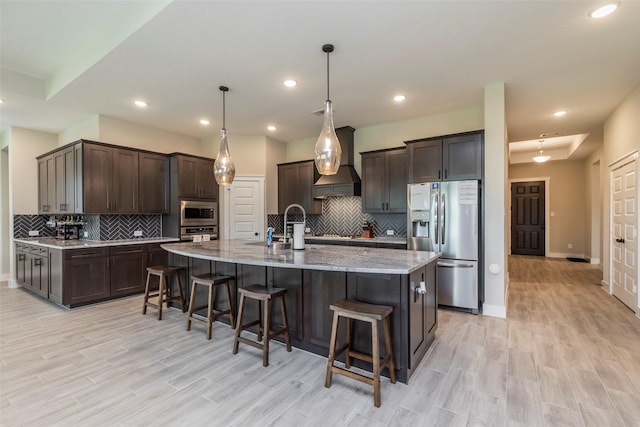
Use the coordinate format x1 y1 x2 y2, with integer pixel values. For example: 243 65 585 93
274 234 407 245
162 239 438 274
14 237 180 250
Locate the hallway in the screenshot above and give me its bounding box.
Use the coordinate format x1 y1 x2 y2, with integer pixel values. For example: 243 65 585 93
1 256 639 426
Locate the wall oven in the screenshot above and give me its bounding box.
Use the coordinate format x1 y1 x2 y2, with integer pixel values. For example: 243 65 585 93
181 225 218 241
180 200 217 227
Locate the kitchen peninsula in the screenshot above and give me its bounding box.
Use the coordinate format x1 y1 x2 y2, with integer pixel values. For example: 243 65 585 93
162 240 439 383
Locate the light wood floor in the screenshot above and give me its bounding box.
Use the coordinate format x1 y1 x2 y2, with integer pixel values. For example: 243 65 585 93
1 256 639 426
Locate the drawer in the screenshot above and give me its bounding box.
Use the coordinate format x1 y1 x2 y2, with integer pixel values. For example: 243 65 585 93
146 243 165 252
64 247 109 260
110 244 145 256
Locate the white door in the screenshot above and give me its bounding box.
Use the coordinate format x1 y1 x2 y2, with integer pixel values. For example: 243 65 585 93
611 158 638 312
221 177 264 241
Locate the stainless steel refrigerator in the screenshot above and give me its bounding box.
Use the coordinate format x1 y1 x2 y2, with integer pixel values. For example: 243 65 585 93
407 180 480 313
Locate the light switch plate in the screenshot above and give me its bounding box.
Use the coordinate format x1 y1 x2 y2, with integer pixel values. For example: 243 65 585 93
28 230 39 237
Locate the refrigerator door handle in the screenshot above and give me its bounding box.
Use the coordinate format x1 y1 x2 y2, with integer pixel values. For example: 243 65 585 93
437 262 475 268
433 193 439 244
441 193 446 245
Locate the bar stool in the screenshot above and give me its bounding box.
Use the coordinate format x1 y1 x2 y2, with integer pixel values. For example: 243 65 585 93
186 273 235 340
233 284 292 367
142 265 186 320
325 299 396 408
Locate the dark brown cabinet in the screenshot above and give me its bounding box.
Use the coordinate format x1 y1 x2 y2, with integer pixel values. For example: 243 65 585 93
139 152 169 213
15 243 49 298
277 160 322 214
408 261 437 370
15 244 27 283
302 270 347 349
361 147 407 213
83 143 139 213
109 245 146 296
64 247 110 306
174 154 217 200
406 131 483 183
37 155 55 213
49 249 63 304
37 145 77 214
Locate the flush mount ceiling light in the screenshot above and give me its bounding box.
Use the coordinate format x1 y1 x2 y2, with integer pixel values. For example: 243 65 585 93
267 125 277 131
213 86 235 185
200 119 210 125
393 94 406 102
532 140 551 163
134 100 147 108
314 43 341 176
553 110 567 117
283 79 297 87
590 3 618 18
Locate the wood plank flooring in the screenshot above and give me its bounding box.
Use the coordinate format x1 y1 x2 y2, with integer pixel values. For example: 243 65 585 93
1 255 639 426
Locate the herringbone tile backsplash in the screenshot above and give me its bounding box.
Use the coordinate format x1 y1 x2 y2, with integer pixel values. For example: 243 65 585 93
268 197 406 237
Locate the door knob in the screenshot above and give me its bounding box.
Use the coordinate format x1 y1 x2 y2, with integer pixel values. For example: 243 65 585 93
615 238 625 243
254 232 259 236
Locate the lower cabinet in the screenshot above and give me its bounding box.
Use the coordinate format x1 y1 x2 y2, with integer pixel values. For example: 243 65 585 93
64 247 111 306
109 245 146 296
15 243 49 299
302 270 347 350
408 260 437 371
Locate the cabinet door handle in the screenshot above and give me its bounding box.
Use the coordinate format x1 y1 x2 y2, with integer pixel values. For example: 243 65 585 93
438 170 441 180
444 169 448 179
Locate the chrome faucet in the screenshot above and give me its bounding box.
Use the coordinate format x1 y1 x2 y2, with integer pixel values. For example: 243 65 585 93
283 203 306 243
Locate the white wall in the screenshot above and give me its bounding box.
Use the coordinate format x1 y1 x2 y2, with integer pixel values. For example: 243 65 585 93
483 82 507 319
57 115 100 145
265 137 287 214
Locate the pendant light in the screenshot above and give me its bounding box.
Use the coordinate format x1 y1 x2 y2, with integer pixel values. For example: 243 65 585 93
314 44 342 175
532 140 551 163
214 85 235 185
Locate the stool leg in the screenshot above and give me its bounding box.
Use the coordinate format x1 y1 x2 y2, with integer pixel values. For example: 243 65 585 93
186 281 197 331
142 271 151 315
344 318 352 369
371 320 381 408
262 297 271 367
224 281 235 328
206 283 215 340
256 300 263 342
383 317 396 384
175 273 186 313
325 311 340 388
157 273 165 321
279 295 292 352
233 293 246 355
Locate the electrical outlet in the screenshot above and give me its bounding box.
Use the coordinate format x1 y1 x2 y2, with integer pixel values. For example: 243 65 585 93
305 227 311 233
568 243 572 249
386 229 394 236
134 230 143 237
28 230 39 237
83 231 88 238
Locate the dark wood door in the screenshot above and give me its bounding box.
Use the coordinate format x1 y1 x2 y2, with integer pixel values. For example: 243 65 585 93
511 181 545 256
178 155 199 198
110 245 146 296
361 152 386 213
83 144 112 213
195 158 217 200
112 148 139 213
139 152 168 213
64 248 110 306
387 148 408 212
407 139 442 183
37 157 50 213
303 270 347 349
442 133 482 180
268 267 303 341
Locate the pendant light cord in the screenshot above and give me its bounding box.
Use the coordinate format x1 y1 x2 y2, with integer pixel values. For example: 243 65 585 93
222 90 226 130
326 50 330 101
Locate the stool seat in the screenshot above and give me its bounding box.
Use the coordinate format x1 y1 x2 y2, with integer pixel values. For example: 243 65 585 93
142 265 186 320
325 298 396 408
186 273 235 340
233 285 292 367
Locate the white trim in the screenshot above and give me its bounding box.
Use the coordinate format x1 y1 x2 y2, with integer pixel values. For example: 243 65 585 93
482 304 506 319
589 258 600 265
607 149 638 168
508 177 550 257
8 279 21 288
548 252 585 259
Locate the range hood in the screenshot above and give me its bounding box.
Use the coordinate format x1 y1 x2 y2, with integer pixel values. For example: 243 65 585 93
313 126 361 198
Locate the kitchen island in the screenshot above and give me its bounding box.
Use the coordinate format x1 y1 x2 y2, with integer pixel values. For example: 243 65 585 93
162 240 439 383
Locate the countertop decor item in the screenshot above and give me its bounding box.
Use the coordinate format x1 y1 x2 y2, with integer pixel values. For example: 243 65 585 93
214 85 236 185
314 43 341 176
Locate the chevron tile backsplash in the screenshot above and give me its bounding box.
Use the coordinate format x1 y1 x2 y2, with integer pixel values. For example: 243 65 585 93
268 197 406 237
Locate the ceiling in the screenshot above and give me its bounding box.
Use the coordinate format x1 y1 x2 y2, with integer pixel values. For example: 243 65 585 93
1 1 639 164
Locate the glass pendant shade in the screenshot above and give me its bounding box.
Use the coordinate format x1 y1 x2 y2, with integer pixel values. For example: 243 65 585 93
314 100 342 175
214 128 235 184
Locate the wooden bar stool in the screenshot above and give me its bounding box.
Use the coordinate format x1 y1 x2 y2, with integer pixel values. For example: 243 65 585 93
232 284 292 367
186 273 235 340
325 299 396 408
142 265 186 320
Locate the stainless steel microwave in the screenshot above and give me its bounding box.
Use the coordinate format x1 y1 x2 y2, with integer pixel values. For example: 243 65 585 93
180 200 217 226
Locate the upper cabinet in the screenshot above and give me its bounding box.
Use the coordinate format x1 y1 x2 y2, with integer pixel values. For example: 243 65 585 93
278 160 322 214
37 140 169 215
83 143 139 214
173 154 218 200
406 131 483 183
361 147 407 213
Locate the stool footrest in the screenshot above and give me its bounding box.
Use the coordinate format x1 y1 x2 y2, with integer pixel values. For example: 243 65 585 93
330 366 374 386
236 335 266 350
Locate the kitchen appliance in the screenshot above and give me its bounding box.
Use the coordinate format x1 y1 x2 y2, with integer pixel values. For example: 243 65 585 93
180 225 218 241
180 200 217 227
362 221 374 238
407 180 480 313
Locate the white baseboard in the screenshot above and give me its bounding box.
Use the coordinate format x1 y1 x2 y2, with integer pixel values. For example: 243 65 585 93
589 258 600 265
8 279 21 289
548 252 586 259
482 304 506 319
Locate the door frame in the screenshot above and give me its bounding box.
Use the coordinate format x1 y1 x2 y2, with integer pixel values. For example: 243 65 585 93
607 150 639 315
219 176 266 241
508 176 550 257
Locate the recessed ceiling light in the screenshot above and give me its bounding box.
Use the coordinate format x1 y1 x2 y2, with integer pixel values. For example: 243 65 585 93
553 110 567 117
283 80 297 88
393 95 406 102
134 100 147 108
590 3 618 18
0 98 5 104
200 119 210 125
267 125 277 132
